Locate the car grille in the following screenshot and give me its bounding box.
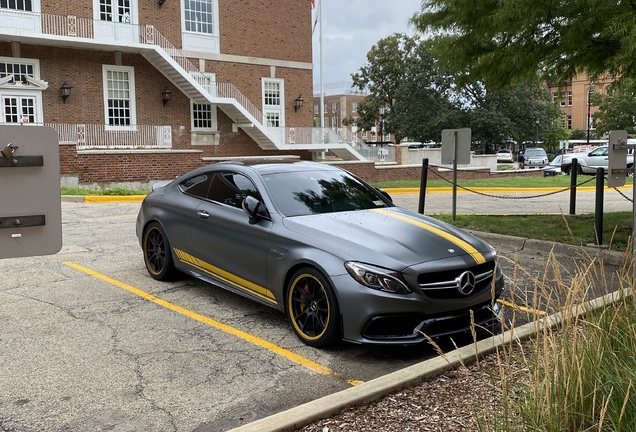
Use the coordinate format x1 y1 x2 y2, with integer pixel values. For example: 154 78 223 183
417 261 495 299
361 302 500 341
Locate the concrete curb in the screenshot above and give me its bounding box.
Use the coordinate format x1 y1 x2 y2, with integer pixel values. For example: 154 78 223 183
470 230 627 267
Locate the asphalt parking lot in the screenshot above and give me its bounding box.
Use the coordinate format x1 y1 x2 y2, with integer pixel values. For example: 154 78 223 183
0 193 629 431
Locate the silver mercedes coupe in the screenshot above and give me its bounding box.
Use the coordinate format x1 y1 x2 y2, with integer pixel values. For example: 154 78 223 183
136 160 504 347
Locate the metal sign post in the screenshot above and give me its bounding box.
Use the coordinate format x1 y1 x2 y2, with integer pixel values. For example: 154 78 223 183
0 126 62 259
441 128 471 221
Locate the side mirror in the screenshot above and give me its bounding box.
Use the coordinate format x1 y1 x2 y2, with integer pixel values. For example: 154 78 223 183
376 188 392 203
242 196 264 225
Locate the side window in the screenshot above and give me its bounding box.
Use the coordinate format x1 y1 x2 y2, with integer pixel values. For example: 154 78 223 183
208 172 261 209
179 173 213 198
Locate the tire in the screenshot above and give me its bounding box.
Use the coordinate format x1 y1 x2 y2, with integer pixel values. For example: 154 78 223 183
577 165 584 175
142 222 177 281
286 267 340 348
563 165 571 175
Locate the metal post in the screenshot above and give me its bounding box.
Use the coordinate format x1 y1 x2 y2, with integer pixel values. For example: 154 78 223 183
418 158 429 214
569 158 577 215
452 131 458 221
586 86 593 146
594 167 604 245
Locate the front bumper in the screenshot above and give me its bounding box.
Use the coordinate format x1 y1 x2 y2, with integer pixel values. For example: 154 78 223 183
332 266 505 345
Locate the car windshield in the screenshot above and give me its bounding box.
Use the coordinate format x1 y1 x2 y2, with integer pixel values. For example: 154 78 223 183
525 149 547 158
262 170 389 216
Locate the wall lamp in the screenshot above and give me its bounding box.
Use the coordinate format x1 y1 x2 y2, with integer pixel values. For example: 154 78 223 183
158 0 166 7
294 94 304 112
162 87 171 106
60 82 72 104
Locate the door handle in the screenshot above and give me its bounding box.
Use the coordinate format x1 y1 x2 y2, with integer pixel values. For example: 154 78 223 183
197 210 210 219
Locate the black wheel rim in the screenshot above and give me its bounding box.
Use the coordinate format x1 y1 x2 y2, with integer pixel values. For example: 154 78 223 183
289 275 329 339
145 227 166 275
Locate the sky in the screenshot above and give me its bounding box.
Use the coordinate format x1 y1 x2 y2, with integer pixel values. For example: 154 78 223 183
312 0 423 90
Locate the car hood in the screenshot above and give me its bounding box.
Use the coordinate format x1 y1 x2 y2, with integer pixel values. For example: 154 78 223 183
282 207 493 268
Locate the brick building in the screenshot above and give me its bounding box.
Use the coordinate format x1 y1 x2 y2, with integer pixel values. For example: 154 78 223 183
313 81 394 144
547 75 613 134
0 0 338 186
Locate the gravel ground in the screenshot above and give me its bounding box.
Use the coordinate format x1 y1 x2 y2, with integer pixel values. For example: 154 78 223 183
296 349 518 432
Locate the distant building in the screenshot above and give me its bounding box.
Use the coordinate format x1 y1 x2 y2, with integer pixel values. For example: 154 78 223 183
313 81 393 143
547 74 613 134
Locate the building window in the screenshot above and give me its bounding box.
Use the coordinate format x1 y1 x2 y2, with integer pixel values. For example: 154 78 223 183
3 96 35 123
568 91 572 106
351 102 357 113
182 0 219 53
552 92 557 103
266 112 280 127
262 78 284 128
1 0 33 11
103 65 136 128
331 102 338 113
184 0 214 33
99 0 130 22
314 104 318 115
192 103 217 129
332 116 338 128
323 116 327 127
0 62 34 84
567 115 572 129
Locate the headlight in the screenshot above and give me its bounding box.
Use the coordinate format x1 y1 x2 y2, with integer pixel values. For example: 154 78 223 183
344 262 411 294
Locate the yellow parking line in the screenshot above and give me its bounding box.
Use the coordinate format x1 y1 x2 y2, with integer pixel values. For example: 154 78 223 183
63 261 363 386
497 299 546 316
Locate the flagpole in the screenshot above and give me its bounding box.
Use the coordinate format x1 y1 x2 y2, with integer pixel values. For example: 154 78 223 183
319 0 324 128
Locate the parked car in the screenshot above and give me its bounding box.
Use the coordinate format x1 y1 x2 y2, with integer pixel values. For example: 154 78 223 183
522 147 549 169
551 148 594 174
577 146 634 175
136 161 504 347
543 155 563 176
496 149 514 163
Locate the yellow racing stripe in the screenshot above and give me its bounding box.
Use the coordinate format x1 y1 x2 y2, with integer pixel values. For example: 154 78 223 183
372 208 486 265
173 248 277 304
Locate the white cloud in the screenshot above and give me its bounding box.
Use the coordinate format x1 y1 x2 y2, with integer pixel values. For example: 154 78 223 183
312 0 423 86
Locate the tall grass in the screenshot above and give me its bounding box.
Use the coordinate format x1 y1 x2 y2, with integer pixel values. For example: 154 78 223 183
475 250 636 431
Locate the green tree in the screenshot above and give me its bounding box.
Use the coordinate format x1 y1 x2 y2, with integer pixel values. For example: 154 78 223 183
410 0 636 87
350 34 455 144
460 80 565 152
592 81 636 137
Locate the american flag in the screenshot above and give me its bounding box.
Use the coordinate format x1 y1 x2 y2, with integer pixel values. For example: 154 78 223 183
311 0 315 7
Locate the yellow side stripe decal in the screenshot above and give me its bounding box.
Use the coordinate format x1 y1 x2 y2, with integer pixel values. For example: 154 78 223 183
63 261 363 386
173 248 276 304
372 208 486 265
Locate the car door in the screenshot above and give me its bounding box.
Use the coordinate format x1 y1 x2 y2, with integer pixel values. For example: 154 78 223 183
584 147 609 171
189 170 273 303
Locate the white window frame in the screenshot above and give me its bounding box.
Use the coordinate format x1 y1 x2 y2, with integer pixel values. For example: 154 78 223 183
568 91 572 106
191 103 217 131
0 57 45 124
102 65 136 130
181 0 220 53
351 102 357 113
262 78 284 128
0 91 42 124
0 0 40 12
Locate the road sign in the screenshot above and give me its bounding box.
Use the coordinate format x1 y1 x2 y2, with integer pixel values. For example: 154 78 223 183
0 126 62 259
441 128 471 164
